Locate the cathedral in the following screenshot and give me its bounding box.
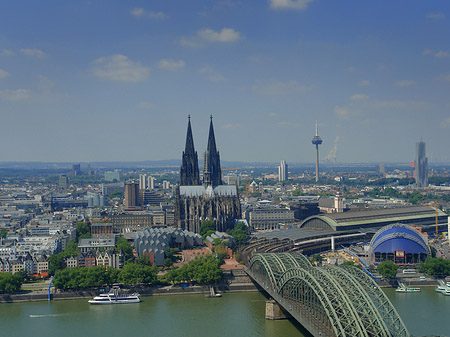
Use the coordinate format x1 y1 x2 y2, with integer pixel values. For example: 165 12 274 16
175 116 241 234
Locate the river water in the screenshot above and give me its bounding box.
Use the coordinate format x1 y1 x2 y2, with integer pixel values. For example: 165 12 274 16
0 288 448 337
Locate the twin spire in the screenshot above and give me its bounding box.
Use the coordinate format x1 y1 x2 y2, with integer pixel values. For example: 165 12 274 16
180 116 222 186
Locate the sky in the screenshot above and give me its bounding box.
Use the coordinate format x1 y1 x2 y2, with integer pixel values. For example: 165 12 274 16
0 0 449 164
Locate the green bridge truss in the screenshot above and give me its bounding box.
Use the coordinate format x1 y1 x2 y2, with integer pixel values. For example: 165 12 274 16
248 252 410 337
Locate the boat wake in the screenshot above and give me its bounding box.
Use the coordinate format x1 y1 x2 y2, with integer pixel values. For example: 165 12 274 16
29 313 63 318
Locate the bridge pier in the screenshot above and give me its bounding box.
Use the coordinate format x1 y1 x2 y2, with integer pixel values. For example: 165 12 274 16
265 299 291 320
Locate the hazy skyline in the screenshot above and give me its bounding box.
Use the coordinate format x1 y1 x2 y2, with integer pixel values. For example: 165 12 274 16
0 1 449 163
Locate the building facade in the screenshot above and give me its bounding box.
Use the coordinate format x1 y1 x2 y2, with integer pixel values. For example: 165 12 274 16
415 140 428 187
278 160 288 182
175 117 241 233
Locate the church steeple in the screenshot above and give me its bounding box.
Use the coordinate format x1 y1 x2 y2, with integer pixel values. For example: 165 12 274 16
180 115 200 185
203 115 222 186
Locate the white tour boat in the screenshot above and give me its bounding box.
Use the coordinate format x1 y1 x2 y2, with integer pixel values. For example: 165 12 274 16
88 287 141 304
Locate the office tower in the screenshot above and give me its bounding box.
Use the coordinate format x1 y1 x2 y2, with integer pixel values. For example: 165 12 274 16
104 171 120 182
72 164 81 176
378 163 386 176
311 121 322 183
59 175 69 189
124 183 140 208
203 115 222 186
148 176 156 189
415 141 428 187
139 174 147 190
180 115 200 186
278 160 288 182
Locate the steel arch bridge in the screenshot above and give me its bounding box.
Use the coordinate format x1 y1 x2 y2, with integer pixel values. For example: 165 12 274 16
247 253 410 337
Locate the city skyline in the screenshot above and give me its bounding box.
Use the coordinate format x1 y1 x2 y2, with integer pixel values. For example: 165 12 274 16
1 1 450 163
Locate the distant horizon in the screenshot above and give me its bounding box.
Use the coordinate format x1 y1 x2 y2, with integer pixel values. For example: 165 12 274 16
0 159 449 170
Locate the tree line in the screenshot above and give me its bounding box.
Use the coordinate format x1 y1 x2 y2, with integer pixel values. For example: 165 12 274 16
53 262 158 290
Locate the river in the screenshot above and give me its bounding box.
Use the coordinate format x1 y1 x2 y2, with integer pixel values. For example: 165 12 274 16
0 288 448 337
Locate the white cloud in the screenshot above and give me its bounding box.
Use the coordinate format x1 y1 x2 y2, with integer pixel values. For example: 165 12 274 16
426 12 445 20
269 112 279 117
222 123 242 129
440 117 450 128
372 100 425 109
199 66 224 82
179 37 202 48
93 54 150 82
395 80 416 87
131 8 167 19
0 49 14 56
277 121 300 128
435 50 450 58
440 73 450 81
137 101 156 109
20 48 46 58
0 89 31 101
358 80 370 87
197 28 240 42
180 27 241 47
252 80 308 96
269 0 315 10
350 93 369 100
38 75 54 90
346 66 357 73
334 106 355 120
422 49 432 56
0 69 9 78
157 59 185 71
131 8 145 17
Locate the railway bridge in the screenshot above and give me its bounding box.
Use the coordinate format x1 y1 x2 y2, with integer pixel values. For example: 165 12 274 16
247 252 410 337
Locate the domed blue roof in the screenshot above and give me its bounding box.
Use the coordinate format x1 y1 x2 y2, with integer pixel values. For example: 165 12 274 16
370 223 430 255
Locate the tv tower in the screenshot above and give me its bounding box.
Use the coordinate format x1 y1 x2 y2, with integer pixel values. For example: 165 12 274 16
311 120 322 183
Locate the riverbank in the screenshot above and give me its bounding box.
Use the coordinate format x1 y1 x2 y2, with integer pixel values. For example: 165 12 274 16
0 269 258 303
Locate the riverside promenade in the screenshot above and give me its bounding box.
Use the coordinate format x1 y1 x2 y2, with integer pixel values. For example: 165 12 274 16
0 269 257 303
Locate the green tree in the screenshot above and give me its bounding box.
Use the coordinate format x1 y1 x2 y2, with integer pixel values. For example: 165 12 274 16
0 273 23 293
199 220 215 239
377 261 399 279
166 255 223 285
115 237 133 261
228 222 248 246
118 262 157 285
0 230 7 238
76 222 91 241
418 257 450 276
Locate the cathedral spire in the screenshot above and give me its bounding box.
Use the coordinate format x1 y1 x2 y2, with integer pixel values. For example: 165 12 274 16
203 115 222 186
180 116 200 185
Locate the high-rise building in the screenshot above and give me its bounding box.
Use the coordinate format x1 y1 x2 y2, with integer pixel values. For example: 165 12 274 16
203 116 222 186
180 115 200 186
59 175 69 189
415 141 428 187
148 176 156 189
124 183 140 208
378 163 386 176
72 164 81 176
278 160 288 182
104 171 120 182
139 174 148 190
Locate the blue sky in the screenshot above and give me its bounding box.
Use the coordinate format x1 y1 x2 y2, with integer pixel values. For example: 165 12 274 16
0 0 449 164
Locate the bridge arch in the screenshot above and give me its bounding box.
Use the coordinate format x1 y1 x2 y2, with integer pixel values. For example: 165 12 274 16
248 253 410 337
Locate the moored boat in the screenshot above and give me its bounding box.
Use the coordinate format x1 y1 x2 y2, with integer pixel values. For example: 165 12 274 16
396 282 420 293
88 287 141 304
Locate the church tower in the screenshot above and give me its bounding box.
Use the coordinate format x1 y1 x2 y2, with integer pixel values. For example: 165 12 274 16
180 116 200 185
203 116 222 186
